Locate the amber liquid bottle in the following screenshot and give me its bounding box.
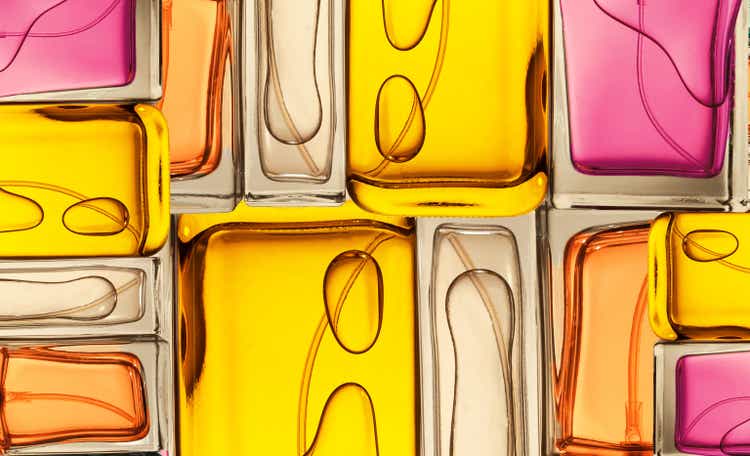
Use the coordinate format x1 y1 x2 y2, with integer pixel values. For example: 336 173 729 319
555 225 656 455
0 347 148 451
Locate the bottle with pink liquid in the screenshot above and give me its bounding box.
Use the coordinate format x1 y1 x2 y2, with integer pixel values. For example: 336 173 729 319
552 0 749 210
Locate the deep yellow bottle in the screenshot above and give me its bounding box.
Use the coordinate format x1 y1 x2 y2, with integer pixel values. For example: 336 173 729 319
649 212 750 340
177 202 418 455
347 0 548 216
0 104 169 257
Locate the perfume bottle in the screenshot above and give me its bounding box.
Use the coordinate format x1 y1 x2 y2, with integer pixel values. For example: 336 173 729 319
160 0 231 179
346 0 548 216
545 209 661 455
0 104 169 257
649 212 750 340
417 214 543 456
0 346 148 451
654 343 750 456
177 203 418 455
242 0 346 205
552 0 748 209
0 0 161 102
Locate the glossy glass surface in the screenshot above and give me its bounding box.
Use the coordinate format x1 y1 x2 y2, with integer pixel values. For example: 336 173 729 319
0 104 169 257
160 0 230 178
650 212 750 340
347 0 548 216
0 0 137 97
177 203 418 455
555 224 656 455
560 0 741 176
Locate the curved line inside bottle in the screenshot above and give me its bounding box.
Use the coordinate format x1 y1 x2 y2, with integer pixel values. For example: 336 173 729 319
366 0 450 178
263 0 325 177
445 268 516 456
0 0 124 73
296 233 393 455
674 225 750 274
0 181 139 240
592 0 736 108
625 275 648 444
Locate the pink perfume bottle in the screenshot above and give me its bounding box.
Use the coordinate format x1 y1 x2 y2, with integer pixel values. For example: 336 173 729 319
0 0 160 100
560 0 742 177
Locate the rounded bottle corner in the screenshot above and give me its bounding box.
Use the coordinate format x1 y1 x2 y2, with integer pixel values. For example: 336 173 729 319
648 212 678 341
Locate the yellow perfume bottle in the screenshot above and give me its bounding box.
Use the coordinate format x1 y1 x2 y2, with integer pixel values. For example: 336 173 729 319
0 104 169 257
649 212 750 340
347 0 548 216
177 202 418 455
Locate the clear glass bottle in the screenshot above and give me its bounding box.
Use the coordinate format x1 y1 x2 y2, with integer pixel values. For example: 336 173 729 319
177 202 418 455
543 209 662 455
0 0 161 102
552 0 749 209
346 0 548 216
0 104 169 257
417 214 544 456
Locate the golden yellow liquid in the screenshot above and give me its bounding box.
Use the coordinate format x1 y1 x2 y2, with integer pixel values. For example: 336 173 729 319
347 0 548 216
0 104 169 257
649 212 750 340
177 203 418 455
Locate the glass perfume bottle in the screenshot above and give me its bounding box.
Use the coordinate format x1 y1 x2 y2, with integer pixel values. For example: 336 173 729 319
160 0 231 179
417 214 543 456
552 0 748 209
0 346 147 451
0 104 169 257
346 0 548 216
545 209 661 455
655 343 750 456
649 212 750 340
0 0 161 102
242 0 346 205
177 203 418 455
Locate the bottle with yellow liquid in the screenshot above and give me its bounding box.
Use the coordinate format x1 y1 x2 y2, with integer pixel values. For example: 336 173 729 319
177 202 418 456
0 104 169 257
649 212 750 340
347 0 548 217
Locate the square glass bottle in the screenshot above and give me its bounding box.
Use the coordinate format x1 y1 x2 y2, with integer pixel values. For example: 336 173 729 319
165 0 242 213
552 0 749 209
417 213 544 456
0 0 161 102
346 0 548 216
177 202 418 455
0 104 169 257
543 208 662 455
241 0 346 205
649 212 750 340
655 342 750 456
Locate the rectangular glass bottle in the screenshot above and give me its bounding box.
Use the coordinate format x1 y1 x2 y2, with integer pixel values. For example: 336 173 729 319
655 342 750 456
552 0 749 209
177 203 418 455
347 0 548 216
0 0 161 102
165 0 242 213
242 0 346 205
543 209 662 455
417 213 544 455
0 104 169 257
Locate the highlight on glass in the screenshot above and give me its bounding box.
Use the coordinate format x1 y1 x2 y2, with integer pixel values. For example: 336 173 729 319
0 104 169 257
346 0 548 216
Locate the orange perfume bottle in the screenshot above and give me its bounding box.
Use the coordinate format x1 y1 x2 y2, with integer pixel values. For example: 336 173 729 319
546 210 660 455
160 0 231 178
0 347 148 452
